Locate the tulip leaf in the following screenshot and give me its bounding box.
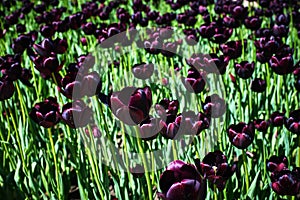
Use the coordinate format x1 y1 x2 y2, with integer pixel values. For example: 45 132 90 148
247 171 260 198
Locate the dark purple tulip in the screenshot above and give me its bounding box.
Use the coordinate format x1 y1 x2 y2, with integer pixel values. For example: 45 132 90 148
61 100 92 128
132 63 154 80
59 71 78 99
183 68 206 94
1 62 22 81
234 61 255 79
203 94 226 118
195 151 236 190
231 5 248 20
220 40 243 60
0 77 15 101
82 22 96 35
29 97 60 128
276 14 290 26
270 169 300 196
267 155 288 172
253 119 269 132
255 28 272 38
139 117 165 140
110 86 152 125
270 111 285 127
272 24 289 37
158 160 206 200
80 72 102 97
222 16 240 28
285 109 300 134
244 16 262 30
40 25 55 38
156 98 179 121
269 55 294 75
227 122 255 149
32 56 61 79
12 34 33 54
175 111 207 136
250 78 266 93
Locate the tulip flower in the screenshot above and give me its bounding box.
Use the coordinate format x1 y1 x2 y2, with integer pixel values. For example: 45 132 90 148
110 86 152 125
158 160 206 200
203 94 226 118
0 77 15 101
61 100 92 128
195 150 236 190
270 169 300 196
234 61 255 79
285 109 300 134
227 122 255 149
269 55 294 75
270 111 285 127
250 78 266 93
131 63 154 80
253 119 269 132
183 68 206 94
267 155 288 172
29 97 60 128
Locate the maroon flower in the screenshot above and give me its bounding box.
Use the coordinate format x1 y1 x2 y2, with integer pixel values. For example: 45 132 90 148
61 100 92 128
220 40 243 60
253 119 269 132
110 86 152 125
0 77 15 101
267 155 288 172
244 16 262 30
251 78 266 93
234 61 255 79
158 160 206 200
270 111 285 127
132 63 154 80
270 169 300 196
195 151 236 190
139 117 165 140
29 97 60 128
183 68 206 94
269 55 294 75
227 122 255 149
285 109 300 134
203 94 226 118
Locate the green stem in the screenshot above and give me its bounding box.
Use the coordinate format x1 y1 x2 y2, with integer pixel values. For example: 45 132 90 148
134 126 153 200
242 150 250 192
47 128 61 199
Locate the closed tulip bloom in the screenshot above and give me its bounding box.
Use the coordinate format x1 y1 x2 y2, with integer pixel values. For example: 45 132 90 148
132 63 154 80
285 109 300 134
220 40 243 60
61 100 92 128
110 86 152 125
234 61 255 79
203 94 226 118
227 122 255 149
253 119 269 132
270 169 300 196
0 77 15 101
270 111 285 127
244 16 262 30
267 155 288 172
139 117 166 140
251 78 266 93
183 68 206 94
29 97 60 128
269 55 294 75
158 160 206 200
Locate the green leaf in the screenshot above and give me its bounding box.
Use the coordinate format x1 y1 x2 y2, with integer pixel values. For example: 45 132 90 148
247 171 260 198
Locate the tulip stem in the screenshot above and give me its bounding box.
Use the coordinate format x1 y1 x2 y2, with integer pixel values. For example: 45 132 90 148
297 136 300 167
47 128 62 199
242 150 249 192
134 126 153 200
213 185 218 200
